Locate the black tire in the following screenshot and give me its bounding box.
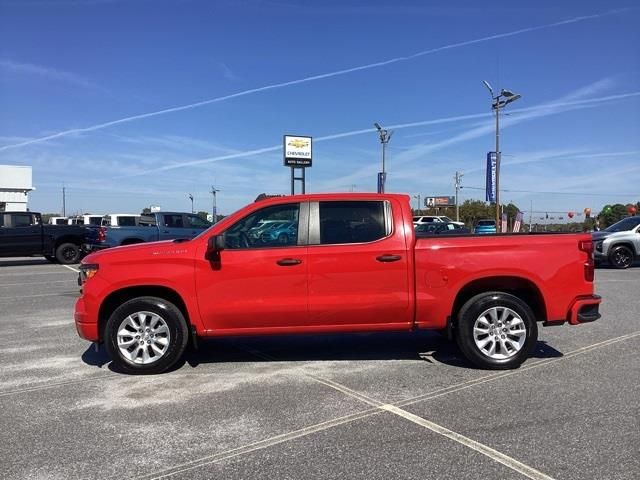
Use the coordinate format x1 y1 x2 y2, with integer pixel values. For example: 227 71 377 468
608 245 634 269
104 296 189 374
55 242 81 264
44 255 58 263
455 291 538 370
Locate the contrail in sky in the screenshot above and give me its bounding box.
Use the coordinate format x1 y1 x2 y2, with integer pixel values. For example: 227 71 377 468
118 91 640 177
0 8 627 152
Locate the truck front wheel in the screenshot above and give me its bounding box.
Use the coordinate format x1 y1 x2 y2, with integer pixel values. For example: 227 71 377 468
455 292 537 370
105 296 189 374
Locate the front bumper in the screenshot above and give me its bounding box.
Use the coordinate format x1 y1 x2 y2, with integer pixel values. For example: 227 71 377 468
74 296 99 341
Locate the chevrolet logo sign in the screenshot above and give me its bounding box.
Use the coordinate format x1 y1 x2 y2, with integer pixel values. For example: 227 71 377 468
287 139 309 149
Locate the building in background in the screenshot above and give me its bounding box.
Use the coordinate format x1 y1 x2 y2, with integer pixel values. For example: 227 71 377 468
0 165 33 212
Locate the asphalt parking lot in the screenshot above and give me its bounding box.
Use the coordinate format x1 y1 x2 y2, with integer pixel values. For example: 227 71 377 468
0 258 638 480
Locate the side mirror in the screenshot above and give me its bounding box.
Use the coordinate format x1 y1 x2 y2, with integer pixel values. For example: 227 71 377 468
205 235 225 261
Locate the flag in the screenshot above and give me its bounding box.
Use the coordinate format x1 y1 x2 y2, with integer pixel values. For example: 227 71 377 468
501 212 507 233
513 211 523 233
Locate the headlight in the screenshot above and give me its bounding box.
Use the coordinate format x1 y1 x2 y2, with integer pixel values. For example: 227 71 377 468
78 263 99 285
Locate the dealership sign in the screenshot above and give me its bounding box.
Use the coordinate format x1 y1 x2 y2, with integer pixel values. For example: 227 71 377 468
486 152 496 203
284 135 312 167
425 196 455 208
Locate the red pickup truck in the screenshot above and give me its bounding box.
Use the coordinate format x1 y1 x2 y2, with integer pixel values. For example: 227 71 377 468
74 193 601 374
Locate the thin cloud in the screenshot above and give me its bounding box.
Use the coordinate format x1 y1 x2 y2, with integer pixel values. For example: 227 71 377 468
0 8 626 152
115 87 640 179
0 59 98 90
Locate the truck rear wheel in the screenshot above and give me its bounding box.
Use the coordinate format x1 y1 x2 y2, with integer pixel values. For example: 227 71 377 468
105 296 189 374
455 292 537 370
55 243 81 264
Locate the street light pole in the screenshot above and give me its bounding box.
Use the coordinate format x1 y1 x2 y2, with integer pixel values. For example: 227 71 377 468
210 186 219 223
495 100 501 230
482 81 521 232
374 122 393 193
413 194 421 211
188 193 194 214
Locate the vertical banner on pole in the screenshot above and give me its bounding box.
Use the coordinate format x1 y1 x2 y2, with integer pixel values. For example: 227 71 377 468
501 212 508 233
486 152 496 203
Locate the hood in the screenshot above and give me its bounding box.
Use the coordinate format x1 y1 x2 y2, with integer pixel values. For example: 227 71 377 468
83 239 193 264
591 231 613 242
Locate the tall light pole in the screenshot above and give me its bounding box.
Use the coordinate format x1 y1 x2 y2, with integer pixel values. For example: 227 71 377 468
188 194 194 214
413 194 421 211
454 171 463 222
210 186 220 223
482 81 521 232
374 122 393 193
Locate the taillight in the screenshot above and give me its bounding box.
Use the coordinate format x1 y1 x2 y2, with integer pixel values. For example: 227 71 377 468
579 240 594 282
98 227 106 242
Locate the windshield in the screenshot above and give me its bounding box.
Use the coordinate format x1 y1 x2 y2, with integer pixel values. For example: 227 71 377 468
604 216 640 232
477 220 495 226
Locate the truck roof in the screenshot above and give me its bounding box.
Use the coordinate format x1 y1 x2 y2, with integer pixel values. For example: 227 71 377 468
254 192 411 204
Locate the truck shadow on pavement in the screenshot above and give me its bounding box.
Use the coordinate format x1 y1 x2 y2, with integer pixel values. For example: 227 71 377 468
81 331 564 373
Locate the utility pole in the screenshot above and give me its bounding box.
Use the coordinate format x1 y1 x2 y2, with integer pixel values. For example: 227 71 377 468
454 171 463 222
529 200 533 232
374 123 393 193
62 184 66 217
210 186 220 223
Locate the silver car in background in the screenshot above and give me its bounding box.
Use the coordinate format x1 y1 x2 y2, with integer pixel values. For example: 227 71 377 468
593 216 640 269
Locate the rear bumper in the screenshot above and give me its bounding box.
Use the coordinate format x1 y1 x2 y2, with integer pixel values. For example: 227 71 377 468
567 295 602 325
83 243 109 252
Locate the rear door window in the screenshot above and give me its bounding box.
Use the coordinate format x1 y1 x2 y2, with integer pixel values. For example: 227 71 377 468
163 214 184 228
319 201 387 244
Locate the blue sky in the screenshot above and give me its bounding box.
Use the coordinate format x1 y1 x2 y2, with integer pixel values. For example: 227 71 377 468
1 0 638 218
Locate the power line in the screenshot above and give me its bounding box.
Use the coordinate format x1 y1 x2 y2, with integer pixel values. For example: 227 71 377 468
461 186 637 197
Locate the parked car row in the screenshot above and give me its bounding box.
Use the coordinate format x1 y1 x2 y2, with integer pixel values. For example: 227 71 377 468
49 213 141 227
84 212 212 251
413 216 495 235
0 211 92 264
0 210 212 264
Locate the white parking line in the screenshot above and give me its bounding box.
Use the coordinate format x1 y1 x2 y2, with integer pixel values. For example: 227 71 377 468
61 264 80 273
140 332 638 480
246 352 556 480
138 409 382 480
381 404 555 480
